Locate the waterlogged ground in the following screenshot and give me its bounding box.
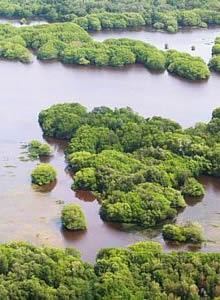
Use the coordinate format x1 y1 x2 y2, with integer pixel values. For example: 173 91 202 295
1 27 220 261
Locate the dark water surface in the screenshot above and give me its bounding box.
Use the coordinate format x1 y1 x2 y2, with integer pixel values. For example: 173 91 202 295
1 28 220 261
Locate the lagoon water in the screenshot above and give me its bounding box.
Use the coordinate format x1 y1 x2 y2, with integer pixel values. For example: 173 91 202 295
1 26 220 261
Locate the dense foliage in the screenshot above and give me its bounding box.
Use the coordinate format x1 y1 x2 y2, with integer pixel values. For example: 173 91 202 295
209 37 220 73
1 0 220 32
94 241 220 299
38 103 220 227
0 23 209 80
0 22 91 62
2 241 220 298
26 140 52 159
31 163 57 185
181 177 205 197
0 242 95 299
166 50 210 80
162 222 203 243
61 203 87 230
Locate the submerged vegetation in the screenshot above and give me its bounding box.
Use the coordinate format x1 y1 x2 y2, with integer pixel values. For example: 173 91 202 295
31 163 57 185
209 37 220 73
0 22 209 80
162 222 203 243
26 140 52 159
1 0 220 32
38 103 220 227
181 177 205 197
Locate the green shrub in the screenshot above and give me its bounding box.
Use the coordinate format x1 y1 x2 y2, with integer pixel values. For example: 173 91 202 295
162 222 203 243
31 163 57 185
209 55 220 72
182 177 205 197
61 204 87 230
27 140 52 159
166 50 210 80
212 44 220 55
38 103 220 227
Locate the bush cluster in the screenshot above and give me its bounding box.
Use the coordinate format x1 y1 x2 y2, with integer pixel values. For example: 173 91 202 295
38 103 220 227
0 242 95 299
0 0 220 32
162 222 203 243
31 163 57 185
2 241 220 298
27 140 52 159
0 23 209 80
94 241 220 299
61 204 87 230
209 37 220 73
166 50 210 80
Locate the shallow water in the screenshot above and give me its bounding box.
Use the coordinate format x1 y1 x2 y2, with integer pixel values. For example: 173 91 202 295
1 28 220 261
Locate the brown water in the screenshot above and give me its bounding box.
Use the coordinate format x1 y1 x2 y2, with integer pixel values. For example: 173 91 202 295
1 28 220 262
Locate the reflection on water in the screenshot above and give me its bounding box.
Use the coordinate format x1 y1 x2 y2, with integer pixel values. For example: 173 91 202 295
32 180 57 193
0 28 220 261
75 190 96 202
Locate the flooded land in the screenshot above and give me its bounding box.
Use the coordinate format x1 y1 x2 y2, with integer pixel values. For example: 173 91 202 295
1 25 220 261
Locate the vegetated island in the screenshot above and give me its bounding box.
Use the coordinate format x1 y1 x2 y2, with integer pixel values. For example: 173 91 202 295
1 0 220 33
39 103 220 228
0 22 210 80
1 241 220 299
209 37 220 72
162 222 203 244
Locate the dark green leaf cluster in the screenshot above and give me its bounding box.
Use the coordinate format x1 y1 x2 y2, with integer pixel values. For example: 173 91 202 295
162 222 203 243
26 140 52 159
31 163 57 185
209 37 220 73
39 103 220 227
61 203 87 230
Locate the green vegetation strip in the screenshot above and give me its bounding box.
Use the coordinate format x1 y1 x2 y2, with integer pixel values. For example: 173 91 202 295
0 22 210 80
1 0 220 33
209 37 220 72
1 241 220 298
39 103 220 227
